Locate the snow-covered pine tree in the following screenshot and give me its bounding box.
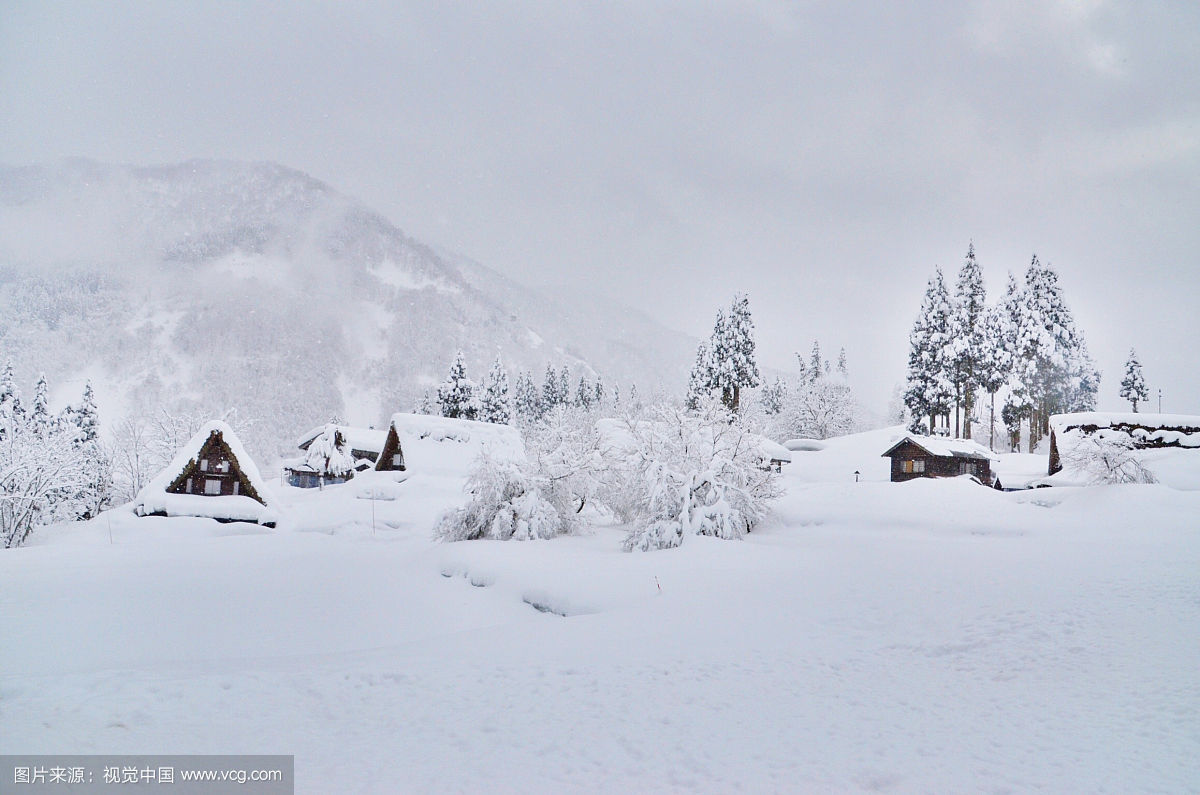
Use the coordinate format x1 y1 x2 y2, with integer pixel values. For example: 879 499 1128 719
593 375 605 407
978 303 1013 450
415 390 434 415
31 374 51 436
711 293 761 411
574 375 593 409
837 347 848 378
809 341 823 380
949 242 987 439
77 381 100 442
686 339 714 411
479 353 513 425
1119 348 1149 412
541 364 559 412
1016 256 1093 451
513 370 542 422
904 269 954 435
760 376 787 416
437 349 478 420
558 366 571 408
0 361 23 434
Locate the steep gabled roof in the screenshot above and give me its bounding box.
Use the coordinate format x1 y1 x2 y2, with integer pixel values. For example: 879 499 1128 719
881 435 997 461
376 412 524 476
133 420 278 525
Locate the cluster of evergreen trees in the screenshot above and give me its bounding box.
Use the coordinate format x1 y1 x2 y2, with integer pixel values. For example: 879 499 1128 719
904 245 1100 451
425 349 624 426
0 363 111 547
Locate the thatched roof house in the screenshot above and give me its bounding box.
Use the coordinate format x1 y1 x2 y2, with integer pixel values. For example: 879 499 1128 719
1048 412 1200 475
374 413 524 477
133 420 278 526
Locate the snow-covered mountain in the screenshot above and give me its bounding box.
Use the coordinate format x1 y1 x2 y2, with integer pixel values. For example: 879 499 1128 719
0 159 695 458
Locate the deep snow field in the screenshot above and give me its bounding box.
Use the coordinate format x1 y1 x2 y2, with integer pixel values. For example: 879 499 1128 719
3 428 1198 793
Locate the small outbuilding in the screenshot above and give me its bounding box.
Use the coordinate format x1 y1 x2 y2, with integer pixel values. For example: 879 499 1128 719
134 420 278 526
881 435 997 486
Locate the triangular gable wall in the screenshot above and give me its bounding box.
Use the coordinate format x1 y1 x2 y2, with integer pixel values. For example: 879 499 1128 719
374 425 407 471
165 429 266 504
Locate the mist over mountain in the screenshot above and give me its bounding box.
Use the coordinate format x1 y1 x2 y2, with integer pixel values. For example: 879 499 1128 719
0 159 695 459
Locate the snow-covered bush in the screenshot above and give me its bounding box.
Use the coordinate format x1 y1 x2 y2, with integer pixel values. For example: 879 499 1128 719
1 418 91 547
436 404 604 542
600 399 781 552
1059 430 1157 485
304 425 356 479
434 454 570 541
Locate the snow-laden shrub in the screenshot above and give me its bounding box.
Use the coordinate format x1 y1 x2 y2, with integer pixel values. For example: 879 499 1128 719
304 425 356 479
434 454 570 541
436 405 606 542
1059 429 1157 485
600 399 781 552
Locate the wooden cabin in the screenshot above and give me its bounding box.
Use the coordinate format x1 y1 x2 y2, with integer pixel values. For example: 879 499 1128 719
134 420 277 526
881 435 996 485
1048 412 1200 475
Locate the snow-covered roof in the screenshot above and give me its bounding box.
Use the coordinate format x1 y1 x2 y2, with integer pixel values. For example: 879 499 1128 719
297 424 388 454
882 435 998 461
1050 412 1200 434
784 438 827 452
387 412 525 476
758 438 793 463
133 420 279 526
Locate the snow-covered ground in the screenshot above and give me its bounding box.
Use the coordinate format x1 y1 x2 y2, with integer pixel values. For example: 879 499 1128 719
3 429 1198 792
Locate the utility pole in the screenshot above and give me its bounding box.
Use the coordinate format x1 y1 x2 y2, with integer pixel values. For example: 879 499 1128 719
1158 388 1162 413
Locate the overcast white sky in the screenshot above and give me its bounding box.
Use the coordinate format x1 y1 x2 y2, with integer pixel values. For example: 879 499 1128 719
2 0 1198 412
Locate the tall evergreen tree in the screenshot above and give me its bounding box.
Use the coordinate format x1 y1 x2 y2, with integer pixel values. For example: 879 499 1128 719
541 364 560 412
479 353 513 425
513 370 542 422
978 303 1014 451
575 375 593 409
836 347 848 378
1119 349 1149 412
558 366 572 408
711 293 761 411
437 349 478 420
808 341 823 381
949 242 987 439
686 339 714 411
593 375 605 407
31 374 51 436
77 381 100 442
1015 256 1093 451
0 361 22 431
904 268 954 435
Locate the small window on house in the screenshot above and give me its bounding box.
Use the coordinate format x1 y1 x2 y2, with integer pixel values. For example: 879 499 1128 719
200 459 208 472
204 479 222 495
393 454 404 467
186 477 193 493
913 459 925 473
218 460 230 473
232 480 239 495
